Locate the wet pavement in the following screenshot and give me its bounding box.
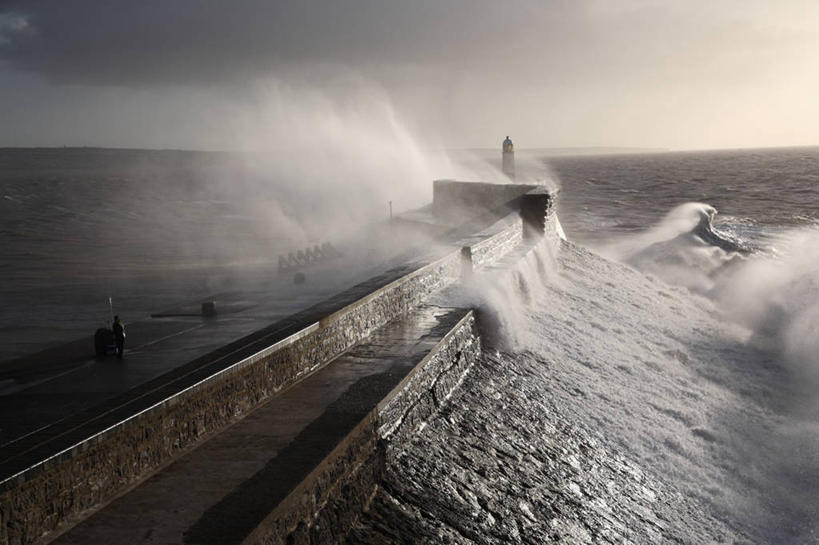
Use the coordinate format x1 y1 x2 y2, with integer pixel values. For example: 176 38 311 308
48 304 469 545
0 240 454 449
0 207 518 452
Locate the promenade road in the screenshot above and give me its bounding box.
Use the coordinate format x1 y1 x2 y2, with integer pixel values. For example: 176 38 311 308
47 303 470 545
0 220 453 449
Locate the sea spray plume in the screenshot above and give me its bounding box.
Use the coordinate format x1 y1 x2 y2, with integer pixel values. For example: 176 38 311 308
601 202 743 260
443 239 560 350
218 78 450 243
714 227 819 382
107 76 477 274
213 76 540 250
601 202 747 292
704 226 819 541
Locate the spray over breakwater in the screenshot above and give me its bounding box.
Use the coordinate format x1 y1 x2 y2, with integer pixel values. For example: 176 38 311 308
598 201 819 542
352 196 819 544
349 239 739 543
4 146 818 543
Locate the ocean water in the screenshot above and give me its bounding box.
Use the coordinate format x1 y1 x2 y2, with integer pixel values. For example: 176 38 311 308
550 147 819 244
537 148 819 542
0 147 430 361
3 146 819 542
541 149 819 543
353 147 819 543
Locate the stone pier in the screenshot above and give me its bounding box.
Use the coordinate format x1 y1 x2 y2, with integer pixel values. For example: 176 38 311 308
0 181 557 545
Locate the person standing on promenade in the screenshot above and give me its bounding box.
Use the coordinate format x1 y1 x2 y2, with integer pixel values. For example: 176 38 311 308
112 315 126 359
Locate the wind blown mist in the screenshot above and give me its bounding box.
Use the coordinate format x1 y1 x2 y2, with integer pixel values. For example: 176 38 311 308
352 147 819 543
0 84 495 361
3 140 819 542
529 148 819 542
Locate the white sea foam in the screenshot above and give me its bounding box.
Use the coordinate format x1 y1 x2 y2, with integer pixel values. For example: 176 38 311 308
713 227 819 383
589 207 819 542
448 209 819 542
443 239 561 351
596 202 744 292
601 201 819 389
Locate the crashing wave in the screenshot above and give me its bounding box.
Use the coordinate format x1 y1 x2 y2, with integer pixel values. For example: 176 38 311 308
689 204 748 253
603 203 747 292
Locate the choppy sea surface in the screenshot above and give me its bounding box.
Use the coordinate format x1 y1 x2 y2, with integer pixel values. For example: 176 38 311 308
3 146 819 542
0 147 414 360
551 146 819 241
353 147 819 544
541 148 819 543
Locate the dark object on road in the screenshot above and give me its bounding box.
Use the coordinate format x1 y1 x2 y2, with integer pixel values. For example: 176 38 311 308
201 301 216 317
112 316 126 359
94 328 115 358
293 272 306 284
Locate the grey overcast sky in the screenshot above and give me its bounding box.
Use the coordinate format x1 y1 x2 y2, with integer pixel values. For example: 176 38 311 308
1 0 818 150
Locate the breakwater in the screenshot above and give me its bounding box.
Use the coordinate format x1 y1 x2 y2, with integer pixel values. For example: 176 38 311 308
0 181 557 545
345 242 748 544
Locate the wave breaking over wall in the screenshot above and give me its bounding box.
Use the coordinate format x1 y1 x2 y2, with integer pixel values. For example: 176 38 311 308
7 179 808 544
348 239 750 544
350 201 819 543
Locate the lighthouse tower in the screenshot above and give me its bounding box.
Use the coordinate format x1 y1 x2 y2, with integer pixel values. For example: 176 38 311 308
502 135 515 179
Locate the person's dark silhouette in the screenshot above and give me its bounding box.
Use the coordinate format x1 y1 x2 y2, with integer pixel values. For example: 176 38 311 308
112 315 126 359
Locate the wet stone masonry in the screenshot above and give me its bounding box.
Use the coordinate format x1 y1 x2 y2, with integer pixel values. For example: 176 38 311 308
0 184 555 545
269 251 463 388
0 250 465 545
347 351 738 545
245 312 481 545
464 218 524 271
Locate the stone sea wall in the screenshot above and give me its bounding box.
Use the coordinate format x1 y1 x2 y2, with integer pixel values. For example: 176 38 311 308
460 215 524 271
0 249 465 545
258 189 559 544
0 182 556 545
242 312 481 545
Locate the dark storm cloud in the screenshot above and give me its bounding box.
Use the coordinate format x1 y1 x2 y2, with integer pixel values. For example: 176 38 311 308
0 0 569 86
1 0 818 149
